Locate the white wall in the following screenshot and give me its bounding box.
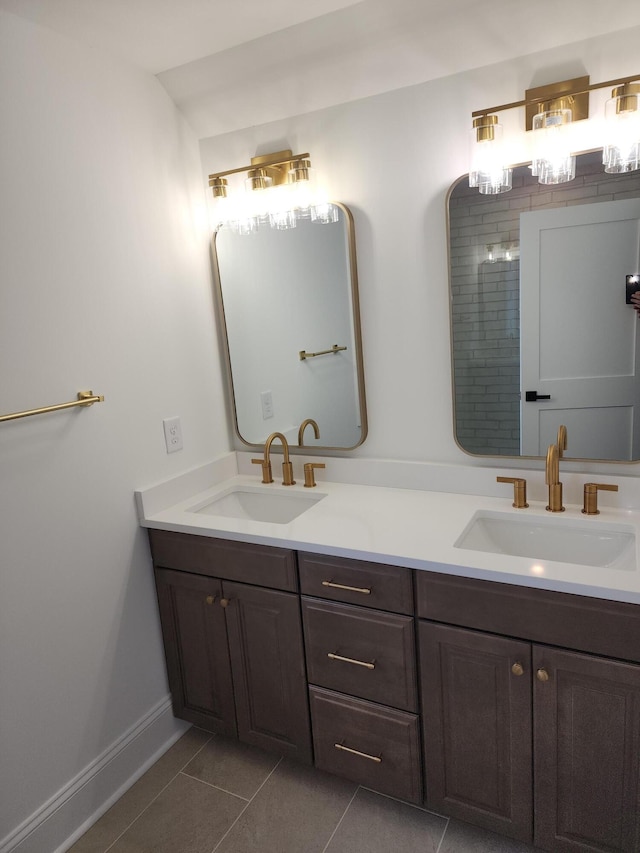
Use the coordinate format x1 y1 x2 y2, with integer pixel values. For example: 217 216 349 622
0 10 230 851
200 24 640 474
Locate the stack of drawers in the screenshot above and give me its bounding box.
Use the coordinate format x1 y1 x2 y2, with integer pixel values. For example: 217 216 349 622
300 552 422 804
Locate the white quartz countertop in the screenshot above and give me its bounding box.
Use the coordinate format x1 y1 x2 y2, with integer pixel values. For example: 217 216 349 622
136 462 640 605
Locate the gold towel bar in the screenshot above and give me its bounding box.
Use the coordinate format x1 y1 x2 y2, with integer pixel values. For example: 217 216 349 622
299 344 347 361
0 390 105 423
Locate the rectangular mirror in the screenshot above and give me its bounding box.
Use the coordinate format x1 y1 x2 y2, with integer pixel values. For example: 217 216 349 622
449 151 640 461
213 202 367 450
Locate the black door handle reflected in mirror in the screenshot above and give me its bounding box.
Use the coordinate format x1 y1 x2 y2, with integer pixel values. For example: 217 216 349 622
525 391 552 402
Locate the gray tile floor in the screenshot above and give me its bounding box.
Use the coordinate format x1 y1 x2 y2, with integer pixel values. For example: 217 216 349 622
69 728 545 853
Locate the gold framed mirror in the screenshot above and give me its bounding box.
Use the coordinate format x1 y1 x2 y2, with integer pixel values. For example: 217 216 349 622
449 150 640 462
213 202 367 451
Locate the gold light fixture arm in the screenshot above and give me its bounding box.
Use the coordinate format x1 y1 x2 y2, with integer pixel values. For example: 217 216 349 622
0 391 104 423
208 149 311 187
473 73 640 129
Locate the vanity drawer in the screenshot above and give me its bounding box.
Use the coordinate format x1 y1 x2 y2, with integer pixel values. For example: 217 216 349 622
415 570 640 664
298 552 413 614
148 530 298 592
309 686 422 804
302 597 417 712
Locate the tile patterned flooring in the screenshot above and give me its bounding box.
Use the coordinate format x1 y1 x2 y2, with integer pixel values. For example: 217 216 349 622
69 728 545 853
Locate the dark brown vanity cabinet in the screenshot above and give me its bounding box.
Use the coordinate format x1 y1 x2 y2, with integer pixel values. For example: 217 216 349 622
299 552 422 804
150 530 312 763
148 527 640 851
417 572 640 853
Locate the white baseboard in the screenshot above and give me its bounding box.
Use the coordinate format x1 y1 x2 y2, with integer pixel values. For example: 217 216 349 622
1 695 189 853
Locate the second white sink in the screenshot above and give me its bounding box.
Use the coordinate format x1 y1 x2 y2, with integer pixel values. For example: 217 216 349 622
188 486 325 524
455 510 636 569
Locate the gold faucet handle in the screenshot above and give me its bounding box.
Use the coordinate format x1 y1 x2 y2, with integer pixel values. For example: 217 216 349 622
304 462 326 488
251 458 273 484
582 483 618 515
496 476 529 508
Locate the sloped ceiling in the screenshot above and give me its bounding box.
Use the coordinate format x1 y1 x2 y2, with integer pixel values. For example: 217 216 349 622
2 0 640 138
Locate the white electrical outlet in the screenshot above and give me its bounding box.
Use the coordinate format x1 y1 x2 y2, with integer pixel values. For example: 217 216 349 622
163 417 183 453
260 390 274 420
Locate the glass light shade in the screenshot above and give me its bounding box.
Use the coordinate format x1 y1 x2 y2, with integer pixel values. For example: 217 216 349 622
209 195 233 230
232 213 257 236
469 116 512 195
209 178 233 230
268 184 297 230
289 165 318 217
603 84 640 174
244 178 274 226
530 107 575 184
311 202 339 224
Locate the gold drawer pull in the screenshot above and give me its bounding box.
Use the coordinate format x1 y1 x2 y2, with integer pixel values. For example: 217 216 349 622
327 652 375 670
334 741 382 763
322 580 371 595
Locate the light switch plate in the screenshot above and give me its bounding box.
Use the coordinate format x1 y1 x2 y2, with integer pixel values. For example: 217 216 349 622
261 390 274 420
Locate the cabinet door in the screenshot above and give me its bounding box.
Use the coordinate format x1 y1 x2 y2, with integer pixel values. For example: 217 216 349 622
534 646 640 852
419 621 532 842
223 581 312 763
154 568 237 736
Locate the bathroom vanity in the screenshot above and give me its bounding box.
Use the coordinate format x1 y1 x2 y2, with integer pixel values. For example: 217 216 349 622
138 463 640 853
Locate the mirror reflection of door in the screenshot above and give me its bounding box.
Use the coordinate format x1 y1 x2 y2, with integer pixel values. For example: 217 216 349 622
520 199 640 460
448 151 640 461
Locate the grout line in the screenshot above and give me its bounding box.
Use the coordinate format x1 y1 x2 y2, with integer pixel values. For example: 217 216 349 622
101 774 180 852
319 785 360 853
209 756 284 853
179 770 250 802
434 816 450 853
358 784 444 815
100 730 215 853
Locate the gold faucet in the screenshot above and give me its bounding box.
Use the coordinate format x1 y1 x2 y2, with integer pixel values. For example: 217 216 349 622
545 424 568 512
298 418 320 446
252 432 295 485
557 424 567 458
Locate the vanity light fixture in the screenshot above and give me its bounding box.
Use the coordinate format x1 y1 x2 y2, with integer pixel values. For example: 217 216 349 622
470 73 640 194
530 95 576 185
469 114 512 195
208 149 336 233
604 82 640 174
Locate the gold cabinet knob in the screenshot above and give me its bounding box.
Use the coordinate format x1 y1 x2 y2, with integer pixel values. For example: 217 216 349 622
536 668 550 682
220 598 230 608
205 595 216 605
511 662 524 677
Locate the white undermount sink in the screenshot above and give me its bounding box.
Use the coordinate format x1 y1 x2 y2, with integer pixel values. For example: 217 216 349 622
455 510 636 569
187 486 325 524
